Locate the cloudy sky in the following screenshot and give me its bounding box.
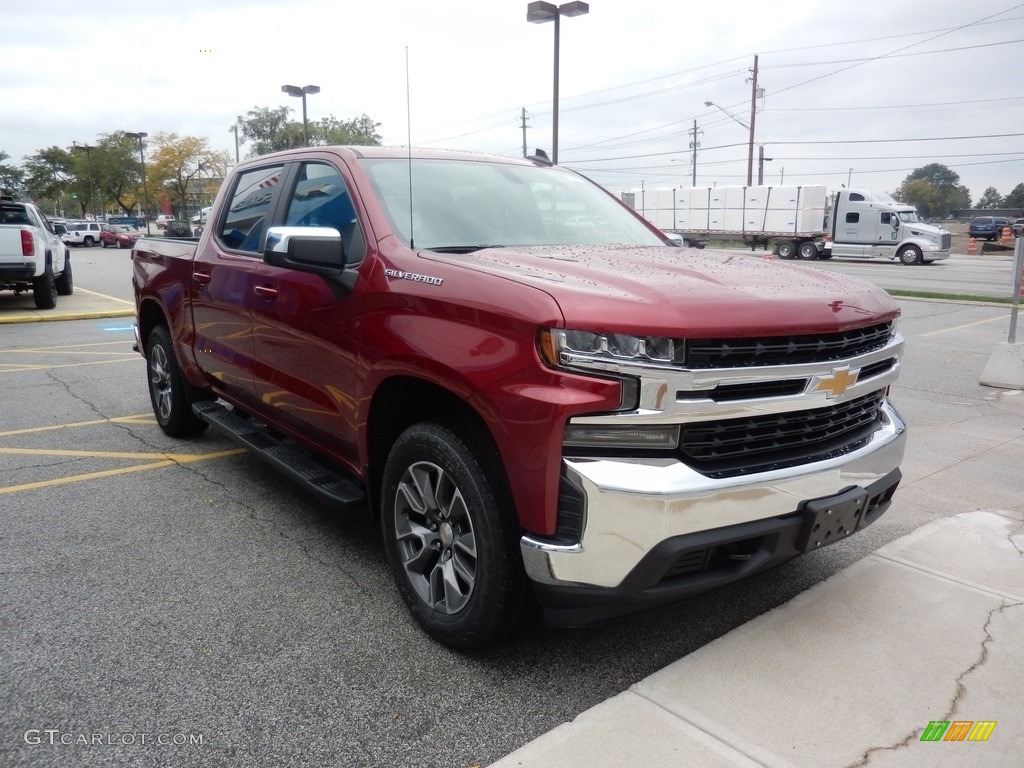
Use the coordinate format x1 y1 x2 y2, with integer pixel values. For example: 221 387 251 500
2 0 1022 203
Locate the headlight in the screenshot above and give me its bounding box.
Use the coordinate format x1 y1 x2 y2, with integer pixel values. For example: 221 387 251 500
539 327 676 366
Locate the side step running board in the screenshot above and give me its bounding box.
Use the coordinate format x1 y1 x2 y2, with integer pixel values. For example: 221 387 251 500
192 401 366 510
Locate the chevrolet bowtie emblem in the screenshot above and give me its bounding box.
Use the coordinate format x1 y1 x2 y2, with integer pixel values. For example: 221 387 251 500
813 367 859 398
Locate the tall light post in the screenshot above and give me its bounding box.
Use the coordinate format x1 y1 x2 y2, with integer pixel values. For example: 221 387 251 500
527 1 589 166
705 100 755 186
229 124 240 164
281 84 320 147
758 146 773 185
126 132 151 235
72 141 97 220
848 168 854 187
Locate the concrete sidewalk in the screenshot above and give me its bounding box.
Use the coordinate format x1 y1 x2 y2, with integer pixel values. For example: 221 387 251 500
491 509 1023 767
0 286 134 324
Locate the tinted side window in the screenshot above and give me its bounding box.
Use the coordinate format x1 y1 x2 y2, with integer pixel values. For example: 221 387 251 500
845 212 860 224
283 162 364 262
219 165 285 254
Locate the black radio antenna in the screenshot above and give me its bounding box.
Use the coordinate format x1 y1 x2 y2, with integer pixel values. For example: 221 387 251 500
406 46 415 249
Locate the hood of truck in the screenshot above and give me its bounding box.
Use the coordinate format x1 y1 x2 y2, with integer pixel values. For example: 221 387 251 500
903 221 948 239
424 244 899 335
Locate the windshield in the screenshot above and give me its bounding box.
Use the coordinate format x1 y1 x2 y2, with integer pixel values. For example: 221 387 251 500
896 210 919 224
360 157 664 250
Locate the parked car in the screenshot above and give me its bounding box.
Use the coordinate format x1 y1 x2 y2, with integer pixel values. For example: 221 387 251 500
100 224 145 249
63 221 104 247
191 206 213 224
0 195 73 309
156 214 175 230
1012 218 1024 237
968 216 1011 241
164 220 194 238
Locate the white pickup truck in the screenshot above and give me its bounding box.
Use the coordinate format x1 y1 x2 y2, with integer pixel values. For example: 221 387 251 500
0 196 73 309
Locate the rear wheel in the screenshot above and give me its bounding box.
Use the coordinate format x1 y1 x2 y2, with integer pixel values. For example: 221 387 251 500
55 257 73 296
776 240 797 259
32 262 57 309
146 325 210 437
798 241 819 260
84 236 95 247
898 245 923 265
381 419 525 649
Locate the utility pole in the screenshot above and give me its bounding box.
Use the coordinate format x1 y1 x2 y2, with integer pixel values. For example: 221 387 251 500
688 120 702 187
746 54 759 187
520 107 529 158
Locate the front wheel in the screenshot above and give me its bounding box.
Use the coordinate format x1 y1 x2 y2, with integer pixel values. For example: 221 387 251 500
146 325 210 437
381 420 525 649
898 245 923 265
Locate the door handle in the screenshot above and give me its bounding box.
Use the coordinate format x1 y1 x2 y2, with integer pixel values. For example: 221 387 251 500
192 271 211 284
254 285 278 300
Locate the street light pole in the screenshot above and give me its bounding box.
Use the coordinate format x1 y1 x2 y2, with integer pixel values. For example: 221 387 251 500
126 132 151 235
229 124 240 164
281 84 321 147
72 141 97 220
848 168 854 187
527 1 589 166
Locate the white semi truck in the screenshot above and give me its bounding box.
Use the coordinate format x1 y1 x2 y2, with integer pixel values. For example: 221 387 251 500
633 185 952 265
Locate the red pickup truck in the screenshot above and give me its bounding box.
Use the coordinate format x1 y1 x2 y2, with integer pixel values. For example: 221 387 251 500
131 146 907 648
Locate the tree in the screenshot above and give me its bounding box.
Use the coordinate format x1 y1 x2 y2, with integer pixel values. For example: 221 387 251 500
1004 183 1024 210
147 133 229 217
0 150 25 195
238 106 382 157
976 187 1003 209
311 114 382 146
237 106 298 156
22 146 74 217
894 163 970 218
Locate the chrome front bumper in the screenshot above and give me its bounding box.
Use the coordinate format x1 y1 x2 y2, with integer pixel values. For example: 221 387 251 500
521 401 907 590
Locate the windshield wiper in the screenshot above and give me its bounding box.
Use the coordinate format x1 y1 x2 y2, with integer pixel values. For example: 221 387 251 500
425 244 505 254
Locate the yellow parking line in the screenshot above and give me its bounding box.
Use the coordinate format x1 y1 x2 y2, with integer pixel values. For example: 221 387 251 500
0 357 141 374
920 314 1010 337
8 340 131 352
0 414 154 437
0 447 238 461
75 287 136 306
0 448 246 496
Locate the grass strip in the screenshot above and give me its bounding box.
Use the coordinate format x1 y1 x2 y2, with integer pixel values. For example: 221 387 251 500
887 289 1014 304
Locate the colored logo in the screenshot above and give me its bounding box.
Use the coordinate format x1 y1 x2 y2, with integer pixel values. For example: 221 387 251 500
811 367 859 398
920 720 996 742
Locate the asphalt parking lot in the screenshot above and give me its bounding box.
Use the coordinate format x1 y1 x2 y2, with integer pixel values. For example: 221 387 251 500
1 283 1023 766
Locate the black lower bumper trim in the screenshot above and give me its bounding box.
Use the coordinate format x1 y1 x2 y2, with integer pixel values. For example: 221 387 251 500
533 467 902 628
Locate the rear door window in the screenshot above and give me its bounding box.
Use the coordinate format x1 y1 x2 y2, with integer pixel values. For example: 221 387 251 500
218 165 285 255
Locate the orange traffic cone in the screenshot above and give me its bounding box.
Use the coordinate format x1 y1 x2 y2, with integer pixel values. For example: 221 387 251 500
1000 226 1012 244
967 237 977 255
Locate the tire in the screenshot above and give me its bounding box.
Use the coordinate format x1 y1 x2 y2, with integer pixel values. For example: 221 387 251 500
898 245 923 265
776 240 797 259
55 256 73 296
798 241 819 260
32 262 57 309
146 325 210 437
381 419 525 649
818 250 833 260
84 236 95 247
